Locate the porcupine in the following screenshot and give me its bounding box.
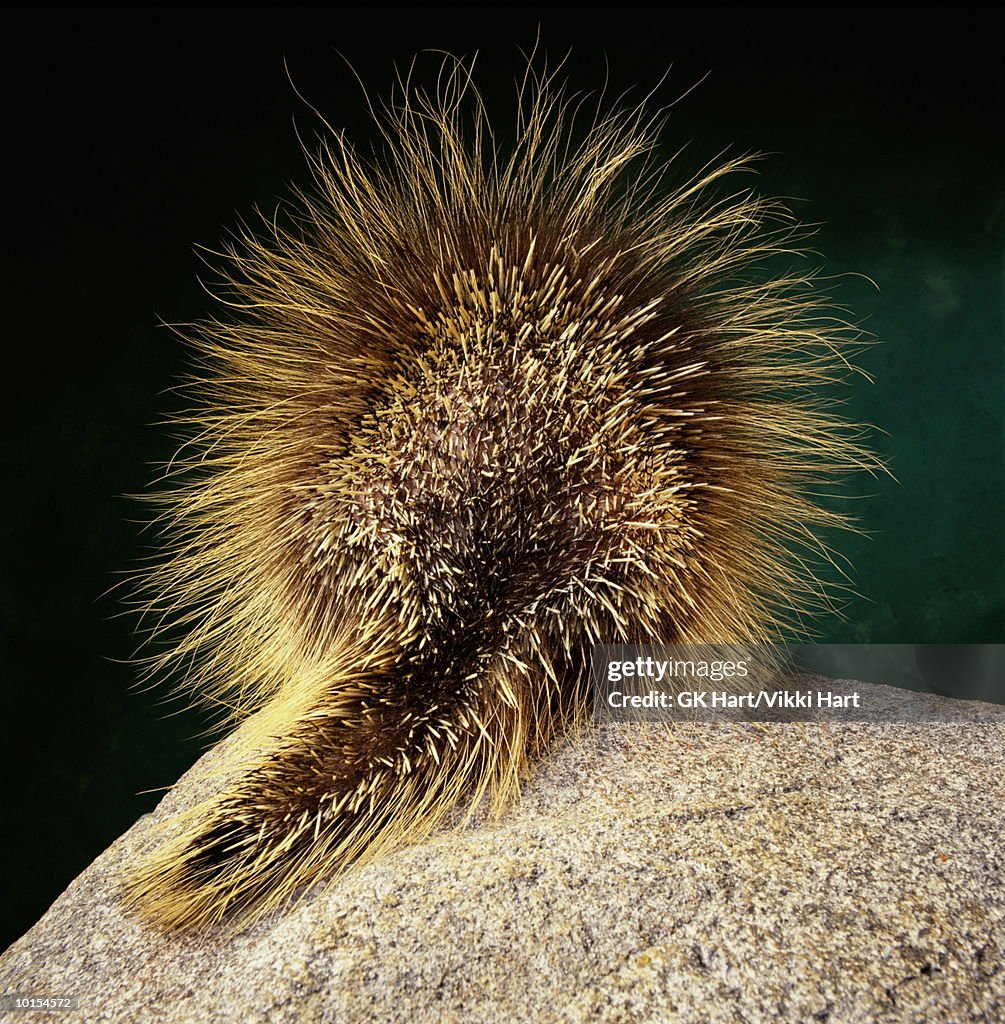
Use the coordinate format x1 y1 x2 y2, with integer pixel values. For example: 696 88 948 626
126 55 877 929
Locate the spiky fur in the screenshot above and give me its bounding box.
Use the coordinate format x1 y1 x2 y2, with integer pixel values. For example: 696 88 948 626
126 57 877 929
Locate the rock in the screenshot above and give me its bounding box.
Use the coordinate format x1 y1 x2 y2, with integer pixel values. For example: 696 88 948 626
2 681 1003 1023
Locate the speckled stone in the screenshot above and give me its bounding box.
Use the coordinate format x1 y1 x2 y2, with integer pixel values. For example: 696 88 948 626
2 681 1003 1023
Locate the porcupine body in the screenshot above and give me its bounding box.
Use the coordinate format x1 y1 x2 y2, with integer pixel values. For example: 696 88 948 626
127 58 876 929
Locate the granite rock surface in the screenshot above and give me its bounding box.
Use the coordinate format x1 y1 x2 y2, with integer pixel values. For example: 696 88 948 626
2 681 1003 1023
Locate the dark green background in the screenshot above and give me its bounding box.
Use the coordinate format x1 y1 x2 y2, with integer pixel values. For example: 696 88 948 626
2 5 1001 951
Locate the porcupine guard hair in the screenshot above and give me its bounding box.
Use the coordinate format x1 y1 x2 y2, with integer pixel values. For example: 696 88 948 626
126 55 877 929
